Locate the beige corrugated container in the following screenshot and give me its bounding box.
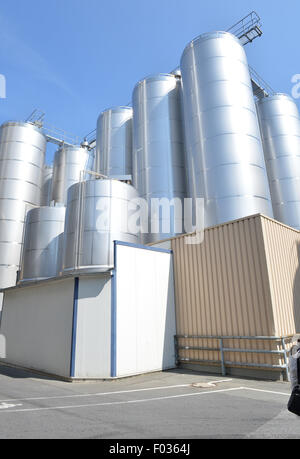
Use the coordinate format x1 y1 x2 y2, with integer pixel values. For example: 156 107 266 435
150 214 300 379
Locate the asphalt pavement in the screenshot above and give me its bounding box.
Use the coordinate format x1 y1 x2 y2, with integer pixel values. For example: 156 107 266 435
0 364 298 439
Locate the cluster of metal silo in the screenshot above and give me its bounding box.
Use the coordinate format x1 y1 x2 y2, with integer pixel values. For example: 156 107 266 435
1 28 300 291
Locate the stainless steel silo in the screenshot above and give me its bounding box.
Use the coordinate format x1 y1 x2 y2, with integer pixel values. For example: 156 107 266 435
41 164 53 206
96 106 133 178
0 121 46 289
180 31 273 227
62 179 139 274
256 94 300 230
132 73 187 244
20 206 66 282
51 145 94 205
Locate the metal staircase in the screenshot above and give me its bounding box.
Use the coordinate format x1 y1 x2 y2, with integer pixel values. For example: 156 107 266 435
249 66 276 99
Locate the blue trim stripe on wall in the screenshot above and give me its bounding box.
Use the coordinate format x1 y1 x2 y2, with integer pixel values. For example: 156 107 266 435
110 241 117 378
110 241 118 378
70 277 79 378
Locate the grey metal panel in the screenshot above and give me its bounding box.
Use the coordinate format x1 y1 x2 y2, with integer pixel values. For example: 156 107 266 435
52 145 94 205
20 206 66 282
62 179 139 274
256 94 300 230
180 31 273 227
41 165 53 206
96 106 133 177
0 121 46 289
132 73 187 244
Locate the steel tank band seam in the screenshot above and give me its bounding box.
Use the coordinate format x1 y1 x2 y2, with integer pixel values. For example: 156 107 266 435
76 229 140 236
258 114 300 122
0 159 44 170
0 140 46 153
206 194 271 201
182 31 241 46
182 78 253 94
181 53 252 69
185 104 258 118
0 177 42 189
23 249 59 253
0 264 19 268
24 219 65 224
67 195 137 204
54 161 90 167
188 133 263 143
260 134 300 141
0 219 26 224
0 198 41 205
188 163 267 173
265 154 300 160
269 177 300 183
273 200 300 205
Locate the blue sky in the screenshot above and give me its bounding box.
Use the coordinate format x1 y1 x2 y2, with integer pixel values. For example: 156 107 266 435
0 0 299 163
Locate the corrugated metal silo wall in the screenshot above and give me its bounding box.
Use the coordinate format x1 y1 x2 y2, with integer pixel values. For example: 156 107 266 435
170 214 300 371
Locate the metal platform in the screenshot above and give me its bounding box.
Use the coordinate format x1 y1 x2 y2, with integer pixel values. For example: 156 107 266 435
227 11 263 46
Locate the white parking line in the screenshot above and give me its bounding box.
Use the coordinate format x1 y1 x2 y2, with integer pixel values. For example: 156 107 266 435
241 387 290 397
0 386 242 414
0 403 23 410
0 379 232 404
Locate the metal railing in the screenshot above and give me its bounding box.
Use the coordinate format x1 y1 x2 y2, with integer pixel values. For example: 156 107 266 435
175 335 293 381
43 123 81 147
26 108 45 127
249 65 276 99
227 11 262 46
25 109 81 146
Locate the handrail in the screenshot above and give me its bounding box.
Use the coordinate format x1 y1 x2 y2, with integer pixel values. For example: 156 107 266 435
227 11 262 43
174 335 293 381
249 65 276 99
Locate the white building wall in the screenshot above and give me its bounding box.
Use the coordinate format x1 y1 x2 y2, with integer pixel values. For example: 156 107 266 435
115 243 176 377
0 243 176 380
0 278 74 377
